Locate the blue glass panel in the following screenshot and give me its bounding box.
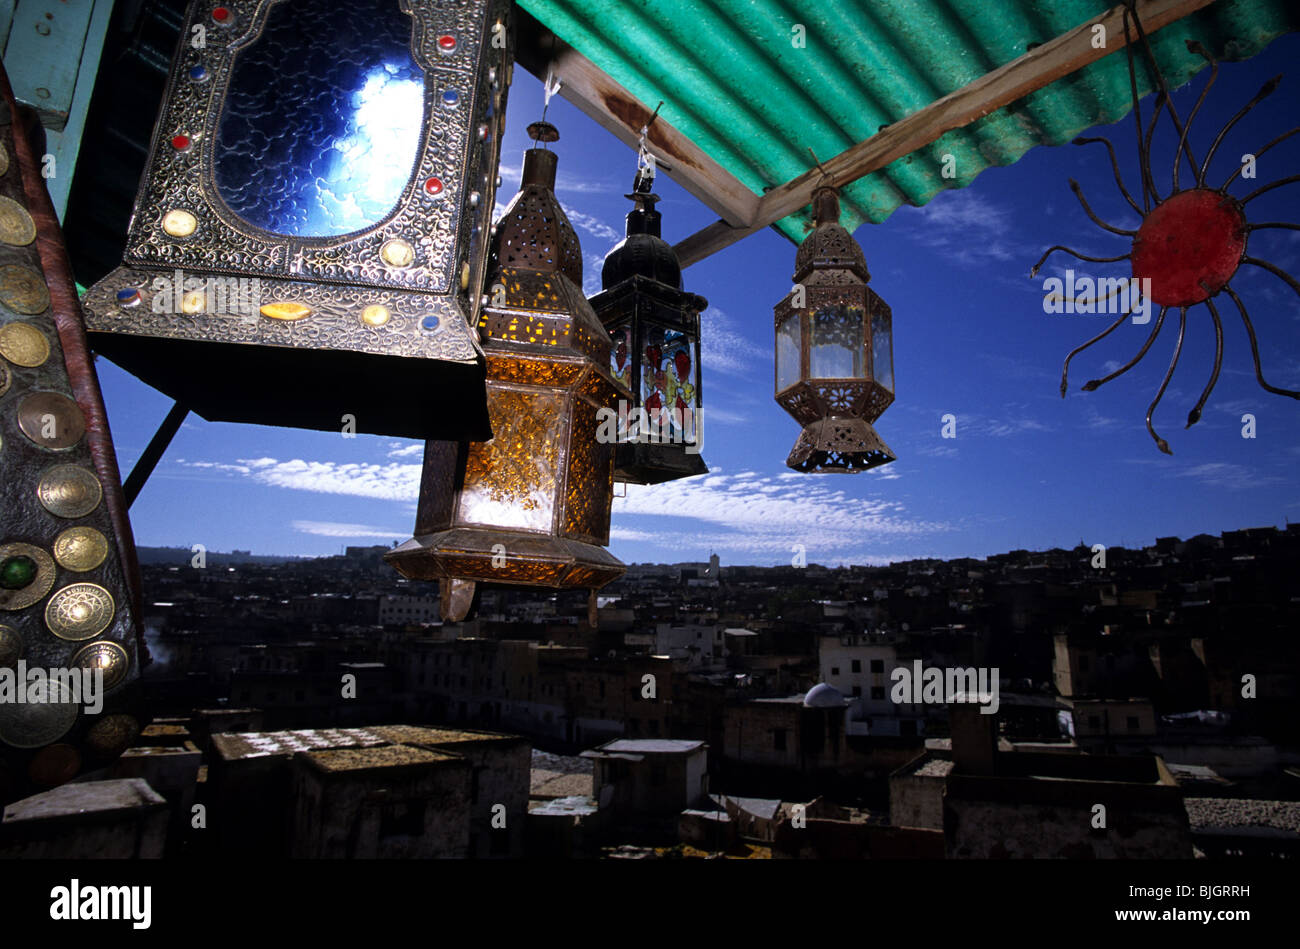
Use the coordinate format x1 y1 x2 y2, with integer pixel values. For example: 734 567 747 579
214 0 425 238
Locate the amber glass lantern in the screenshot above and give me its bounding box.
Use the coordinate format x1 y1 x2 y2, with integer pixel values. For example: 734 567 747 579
386 123 628 621
589 177 708 484
774 187 895 473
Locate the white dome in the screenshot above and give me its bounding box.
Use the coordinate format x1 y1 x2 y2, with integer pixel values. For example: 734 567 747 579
803 683 847 708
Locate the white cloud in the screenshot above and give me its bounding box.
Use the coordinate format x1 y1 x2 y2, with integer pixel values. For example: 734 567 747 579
386 442 423 458
174 458 421 501
613 468 948 562
1173 462 1280 491
291 520 406 539
701 306 767 376
563 206 620 244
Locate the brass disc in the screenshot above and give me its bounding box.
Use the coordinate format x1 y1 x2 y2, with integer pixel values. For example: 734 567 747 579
0 321 50 367
0 264 50 315
37 464 102 518
0 682 78 748
17 391 84 450
28 743 82 787
85 713 139 758
0 543 56 611
0 624 21 667
45 582 116 641
72 640 129 691
0 196 36 246
52 526 109 572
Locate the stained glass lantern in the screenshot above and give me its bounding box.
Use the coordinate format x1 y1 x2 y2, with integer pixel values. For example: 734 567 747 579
80 0 513 440
589 177 708 484
386 123 629 622
0 81 147 804
774 186 895 473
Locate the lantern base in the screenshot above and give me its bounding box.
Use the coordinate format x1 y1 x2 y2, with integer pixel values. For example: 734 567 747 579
614 441 708 485
385 528 626 616
787 417 895 473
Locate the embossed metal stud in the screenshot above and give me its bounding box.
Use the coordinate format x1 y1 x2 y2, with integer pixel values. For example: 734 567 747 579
45 582 116 641
162 209 197 238
37 464 102 518
18 391 85 450
0 321 49 367
53 526 110 573
0 264 51 315
0 196 37 246
85 713 139 758
115 287 142 308
0 689 78 748
28 743 81 787
0 544 56 611
73 641 129 691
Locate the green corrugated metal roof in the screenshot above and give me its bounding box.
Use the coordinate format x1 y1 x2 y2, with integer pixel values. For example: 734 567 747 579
519 0 1299 242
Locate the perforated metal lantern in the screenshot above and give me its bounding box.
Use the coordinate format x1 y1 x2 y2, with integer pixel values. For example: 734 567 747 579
386 125 628 621
79 0 513 440
774 187 895 473
589 180 707 484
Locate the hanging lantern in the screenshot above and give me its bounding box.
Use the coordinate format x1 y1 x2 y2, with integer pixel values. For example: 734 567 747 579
79 0 513 440
589 172 708 484
774 186 895 473
0 76 148 803
386 122 628 622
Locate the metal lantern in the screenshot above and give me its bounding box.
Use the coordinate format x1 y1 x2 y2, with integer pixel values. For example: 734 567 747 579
774 186 895 473
386 123 628 622
589 176 708 484
0 76 148 803
80 0 513 440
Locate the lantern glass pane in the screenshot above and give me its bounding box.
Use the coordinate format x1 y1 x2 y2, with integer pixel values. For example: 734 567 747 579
776 313 801 392
610 323 633 393
214 0 425 237
456 389 565 532
810 304 864 379
642 325 698 441
872 307 894 393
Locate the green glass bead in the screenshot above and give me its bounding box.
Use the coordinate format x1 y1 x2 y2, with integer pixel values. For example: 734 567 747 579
0 555 38 590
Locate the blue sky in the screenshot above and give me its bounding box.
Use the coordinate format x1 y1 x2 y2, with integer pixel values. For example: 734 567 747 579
96 34 1300 566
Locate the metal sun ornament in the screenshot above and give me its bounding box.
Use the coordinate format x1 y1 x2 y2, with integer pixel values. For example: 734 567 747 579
1031 1 1300 454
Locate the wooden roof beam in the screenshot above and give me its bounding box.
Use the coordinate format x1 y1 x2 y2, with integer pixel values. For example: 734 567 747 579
672 0 1217 268
512 8 760 228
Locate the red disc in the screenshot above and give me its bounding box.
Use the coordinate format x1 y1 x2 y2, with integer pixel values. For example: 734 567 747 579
438 34 456 51
424 176 444 195
171 134 191 151
212 7 230 23
1131 188 1246 306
